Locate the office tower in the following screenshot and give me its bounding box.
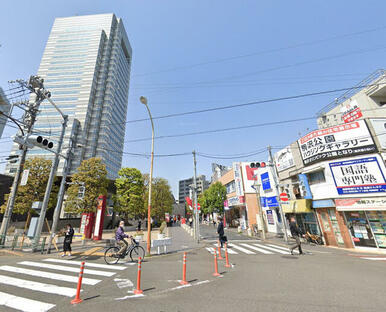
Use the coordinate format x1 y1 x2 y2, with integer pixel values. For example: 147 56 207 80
5 13 132 179
179 175 210 204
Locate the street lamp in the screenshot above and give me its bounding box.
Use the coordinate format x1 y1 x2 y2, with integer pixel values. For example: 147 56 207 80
140 96 154 255
253 177 266 240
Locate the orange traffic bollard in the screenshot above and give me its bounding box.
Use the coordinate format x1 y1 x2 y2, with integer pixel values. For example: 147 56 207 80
217 240 223 260
224 243 231 268
71 261 85 304
213 250 221 277
134 257 144 295
180 252 189 285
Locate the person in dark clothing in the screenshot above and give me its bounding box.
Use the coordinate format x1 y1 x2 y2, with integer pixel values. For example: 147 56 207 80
217 217 226 248
116 220 130 256
137 220 142 232
62 224 74 257
288 216 303 255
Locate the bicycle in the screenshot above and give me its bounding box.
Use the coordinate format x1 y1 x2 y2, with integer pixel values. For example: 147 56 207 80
104 237 145 264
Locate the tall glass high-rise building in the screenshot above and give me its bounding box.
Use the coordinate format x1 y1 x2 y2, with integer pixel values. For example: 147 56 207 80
5 13 132 179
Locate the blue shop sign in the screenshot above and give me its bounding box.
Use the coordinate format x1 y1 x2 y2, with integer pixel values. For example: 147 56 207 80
312 199 335 208
266 196 279 208
260 197 267 207
261 172 272 190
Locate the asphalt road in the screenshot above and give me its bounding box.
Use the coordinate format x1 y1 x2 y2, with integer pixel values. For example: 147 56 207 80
1 225 385 312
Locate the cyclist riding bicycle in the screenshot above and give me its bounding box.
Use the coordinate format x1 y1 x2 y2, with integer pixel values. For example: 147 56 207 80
116 220 131 257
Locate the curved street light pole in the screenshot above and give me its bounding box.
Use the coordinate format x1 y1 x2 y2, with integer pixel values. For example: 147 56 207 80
140 96 154 256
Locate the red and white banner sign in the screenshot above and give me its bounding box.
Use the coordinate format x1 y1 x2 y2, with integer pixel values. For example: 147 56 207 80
341 101 363 123
336 197 386 211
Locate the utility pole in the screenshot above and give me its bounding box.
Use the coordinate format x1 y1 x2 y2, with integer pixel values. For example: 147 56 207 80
192 151 199 243
0 77 45 244
33 114 68 251
46 119 79 253
267 146 288 242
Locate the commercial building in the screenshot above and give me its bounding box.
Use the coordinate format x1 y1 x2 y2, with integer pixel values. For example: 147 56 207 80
5 13 132 179
0 88 11 139
178 175 210 204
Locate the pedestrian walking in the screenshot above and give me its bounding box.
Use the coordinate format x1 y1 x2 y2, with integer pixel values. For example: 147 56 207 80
61 224 74 257
217 216 227 248
288 216 304 255
137 219 142 232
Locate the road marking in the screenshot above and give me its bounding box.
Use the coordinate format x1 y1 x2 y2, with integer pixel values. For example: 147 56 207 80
0 291 55 312
228 243 255 254
43 258 127 270
206 247 215 254
211 244 238 254
267 244 299 254
239 243 273 254
114 278 133 288
82 246 103 255
253 244 290 254
361 257 386 261
18 261 115 277
0 275 77 297
0 265 101 285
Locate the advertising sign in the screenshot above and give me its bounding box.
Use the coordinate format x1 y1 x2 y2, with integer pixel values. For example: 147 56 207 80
20 169 29 186
241 162 259 193
274 146 295 172
233 162 244 196
266 210 274 225
260 196 279 208
298 120 376 166
329 156 386 195
298 173 312 199
261 172 271 191
335 197 386 211
369 119 386 149
340 100 363 123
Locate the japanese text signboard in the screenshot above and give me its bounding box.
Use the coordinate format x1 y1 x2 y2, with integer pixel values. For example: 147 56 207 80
330 156 386 195
340 100 363 123
298 120 376 166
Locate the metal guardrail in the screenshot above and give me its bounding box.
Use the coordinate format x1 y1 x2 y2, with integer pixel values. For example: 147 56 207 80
316 69 386 116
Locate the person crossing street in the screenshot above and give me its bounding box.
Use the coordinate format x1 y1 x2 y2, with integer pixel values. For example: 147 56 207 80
288 216 304 255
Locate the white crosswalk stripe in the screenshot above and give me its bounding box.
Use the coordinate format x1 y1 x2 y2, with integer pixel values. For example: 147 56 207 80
205 242 296 256
211 244 238 254
360 257 386 261
0 258 129 312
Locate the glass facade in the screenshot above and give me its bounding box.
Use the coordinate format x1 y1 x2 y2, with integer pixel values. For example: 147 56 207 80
5 14 132 179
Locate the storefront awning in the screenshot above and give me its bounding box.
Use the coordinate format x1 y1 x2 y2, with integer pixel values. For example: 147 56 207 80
282 199 312 214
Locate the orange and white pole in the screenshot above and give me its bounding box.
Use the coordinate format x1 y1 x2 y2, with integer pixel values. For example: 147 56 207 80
213 250 221 277
217 240 223 260
224 242 231 268
71 261 85 304
180 252 189 285
134 257 144 295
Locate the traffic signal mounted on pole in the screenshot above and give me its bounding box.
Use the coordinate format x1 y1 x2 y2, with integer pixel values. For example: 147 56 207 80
250 162 266 168
14 134 54 150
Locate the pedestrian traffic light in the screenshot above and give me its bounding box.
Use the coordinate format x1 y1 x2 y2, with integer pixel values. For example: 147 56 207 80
26 135 54 149
250 162 266 168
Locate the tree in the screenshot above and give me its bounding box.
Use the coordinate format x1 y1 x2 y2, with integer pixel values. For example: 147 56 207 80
0 157 58 216
198 182 226 215
143 174 174 221
115 168 145 219
65 158 108 214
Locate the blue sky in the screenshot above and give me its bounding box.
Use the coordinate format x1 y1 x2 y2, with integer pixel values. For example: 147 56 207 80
0 0 385 196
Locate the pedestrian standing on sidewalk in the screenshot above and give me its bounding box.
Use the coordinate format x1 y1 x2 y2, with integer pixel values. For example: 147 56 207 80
288 216 304 255
61 224 74 257
217 216 226 248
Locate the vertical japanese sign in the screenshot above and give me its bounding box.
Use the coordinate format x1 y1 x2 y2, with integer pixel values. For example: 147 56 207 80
261 172 271 190
233 162 244 196
329 156 386 194
298 120 376 166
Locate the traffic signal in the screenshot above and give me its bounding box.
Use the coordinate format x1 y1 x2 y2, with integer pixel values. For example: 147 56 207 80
26 135 54 149
250 162 266 168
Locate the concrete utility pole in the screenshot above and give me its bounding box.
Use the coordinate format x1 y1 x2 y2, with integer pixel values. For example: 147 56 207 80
192 151 199 243
0 77 45 244
267 146 289 242
46 119 79 253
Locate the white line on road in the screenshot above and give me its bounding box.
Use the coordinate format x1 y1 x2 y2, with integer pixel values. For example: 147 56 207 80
0 291 55 312
228 243 255 254
361 257 386 261
253 244 290 254
0 275 77 297
43 258 127 270
239 243 273 254
206 247 215 254
211 244 238 254
267 244 299 254
18 261 115 277
0 265 101 285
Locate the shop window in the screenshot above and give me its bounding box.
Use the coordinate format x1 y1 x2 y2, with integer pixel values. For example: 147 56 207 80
307 170 326 185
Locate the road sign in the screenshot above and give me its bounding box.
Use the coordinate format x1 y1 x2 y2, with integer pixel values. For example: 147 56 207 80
20 169 29 186
280 193 289 202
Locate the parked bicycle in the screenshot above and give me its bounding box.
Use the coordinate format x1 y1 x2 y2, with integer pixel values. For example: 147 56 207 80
304 231 323 245
104 236 145 264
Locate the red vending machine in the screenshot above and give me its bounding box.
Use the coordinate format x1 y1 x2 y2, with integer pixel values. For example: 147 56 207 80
93 195 106 241
80 212 95 239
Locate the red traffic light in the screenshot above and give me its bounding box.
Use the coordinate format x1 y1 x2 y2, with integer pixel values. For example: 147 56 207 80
250 162 266 168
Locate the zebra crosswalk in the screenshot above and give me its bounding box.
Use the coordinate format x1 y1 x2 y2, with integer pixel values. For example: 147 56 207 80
206 242 300 256
0 257 128 312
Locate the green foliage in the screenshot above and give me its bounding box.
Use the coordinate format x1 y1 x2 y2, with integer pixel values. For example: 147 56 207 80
115 167 145 219
65 158 108 213
198 182 226 215
0 157 58 215
143 174 174 221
